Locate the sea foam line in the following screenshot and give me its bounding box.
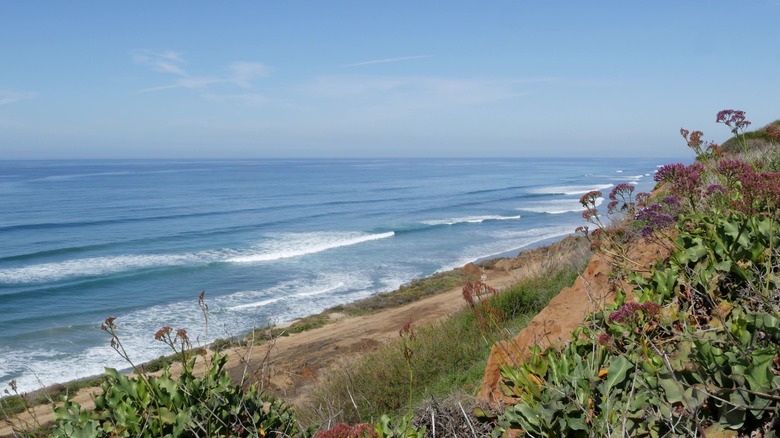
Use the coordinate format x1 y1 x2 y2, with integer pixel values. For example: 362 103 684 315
421 215 521 226
518 198 603 215
226 231 395 264
527 183 614 196
0 253 205 284
0 231 395 284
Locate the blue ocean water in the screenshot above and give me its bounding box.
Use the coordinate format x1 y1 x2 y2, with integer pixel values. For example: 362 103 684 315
0 158 669 392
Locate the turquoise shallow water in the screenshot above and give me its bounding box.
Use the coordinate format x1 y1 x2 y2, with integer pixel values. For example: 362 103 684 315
0 157 674 392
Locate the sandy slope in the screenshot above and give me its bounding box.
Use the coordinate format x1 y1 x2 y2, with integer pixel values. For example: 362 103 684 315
478 238 670 404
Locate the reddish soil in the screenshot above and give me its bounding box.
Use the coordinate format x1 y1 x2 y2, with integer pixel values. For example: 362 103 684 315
477 239 671 405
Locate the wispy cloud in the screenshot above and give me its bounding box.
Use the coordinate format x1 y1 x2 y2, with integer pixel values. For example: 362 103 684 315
137 77 225 93
201 93 269 106
304 75 550 105
133 50 188 76
228 62 271 88
0 90 37 106
344 55 431 67
133 50 270 94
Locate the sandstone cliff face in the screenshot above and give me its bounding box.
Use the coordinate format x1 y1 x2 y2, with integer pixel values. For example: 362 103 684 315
478 239 670 405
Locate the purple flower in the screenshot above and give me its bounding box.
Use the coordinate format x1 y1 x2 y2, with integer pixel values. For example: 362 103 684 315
608 302 660 324
635 192 650 207
662 196 681 208
579 190 602 208
582 208 599 220
767 125 780 141
680 128 705 152
654 163 704 200
716 109 751 134
704 184 726 198
635 199 678 239
717 159 752 184
607 183 636 214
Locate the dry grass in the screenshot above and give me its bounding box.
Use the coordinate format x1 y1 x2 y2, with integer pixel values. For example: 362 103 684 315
296 239 590 429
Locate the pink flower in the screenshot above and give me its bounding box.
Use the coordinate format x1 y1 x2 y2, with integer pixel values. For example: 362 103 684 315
716 109 751 134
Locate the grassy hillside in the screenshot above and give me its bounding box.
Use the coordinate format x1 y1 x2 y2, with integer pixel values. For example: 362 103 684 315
720 118 780 154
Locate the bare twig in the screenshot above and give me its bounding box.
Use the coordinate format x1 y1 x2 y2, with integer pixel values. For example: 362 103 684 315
458 402 477 438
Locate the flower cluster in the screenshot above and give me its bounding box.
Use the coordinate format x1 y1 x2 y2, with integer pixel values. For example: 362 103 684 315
717 159 753 185
635 204 674 239
579 190 603 223
608 301 660 324
607 183 636 214
716 109 751 134
634 196 681 240
463 281 503 334
316 423 376 438
767 125 780 142
680 128 705 154
704 184 726 198
635 192 650 208
579 190 602 209
654 162 704 202
154 325 192 356
713 159 780 214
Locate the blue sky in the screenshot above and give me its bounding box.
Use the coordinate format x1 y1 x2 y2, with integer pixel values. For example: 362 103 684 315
1 2 778 159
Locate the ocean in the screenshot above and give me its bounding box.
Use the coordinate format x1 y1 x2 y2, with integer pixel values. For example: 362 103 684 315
0 157 672 393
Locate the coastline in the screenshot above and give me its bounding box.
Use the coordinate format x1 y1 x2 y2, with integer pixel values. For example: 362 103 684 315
2 157 664 399
1 234 587 436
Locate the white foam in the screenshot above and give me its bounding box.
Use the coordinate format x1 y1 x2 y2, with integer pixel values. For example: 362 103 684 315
527 183 614 196
294 282 345 297
421 215 521 226
438 226 575 272
0 253 209 284
0 232 394 284
227 231 394 263
228 297 284 311
518 198 603 215
36 171 134 182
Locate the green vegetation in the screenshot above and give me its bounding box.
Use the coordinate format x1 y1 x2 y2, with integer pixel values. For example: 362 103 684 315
52 355 302 437
301 265 583 427
493 110 780 436
47 320 305 437
330 270 468 316
720 118 780 154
